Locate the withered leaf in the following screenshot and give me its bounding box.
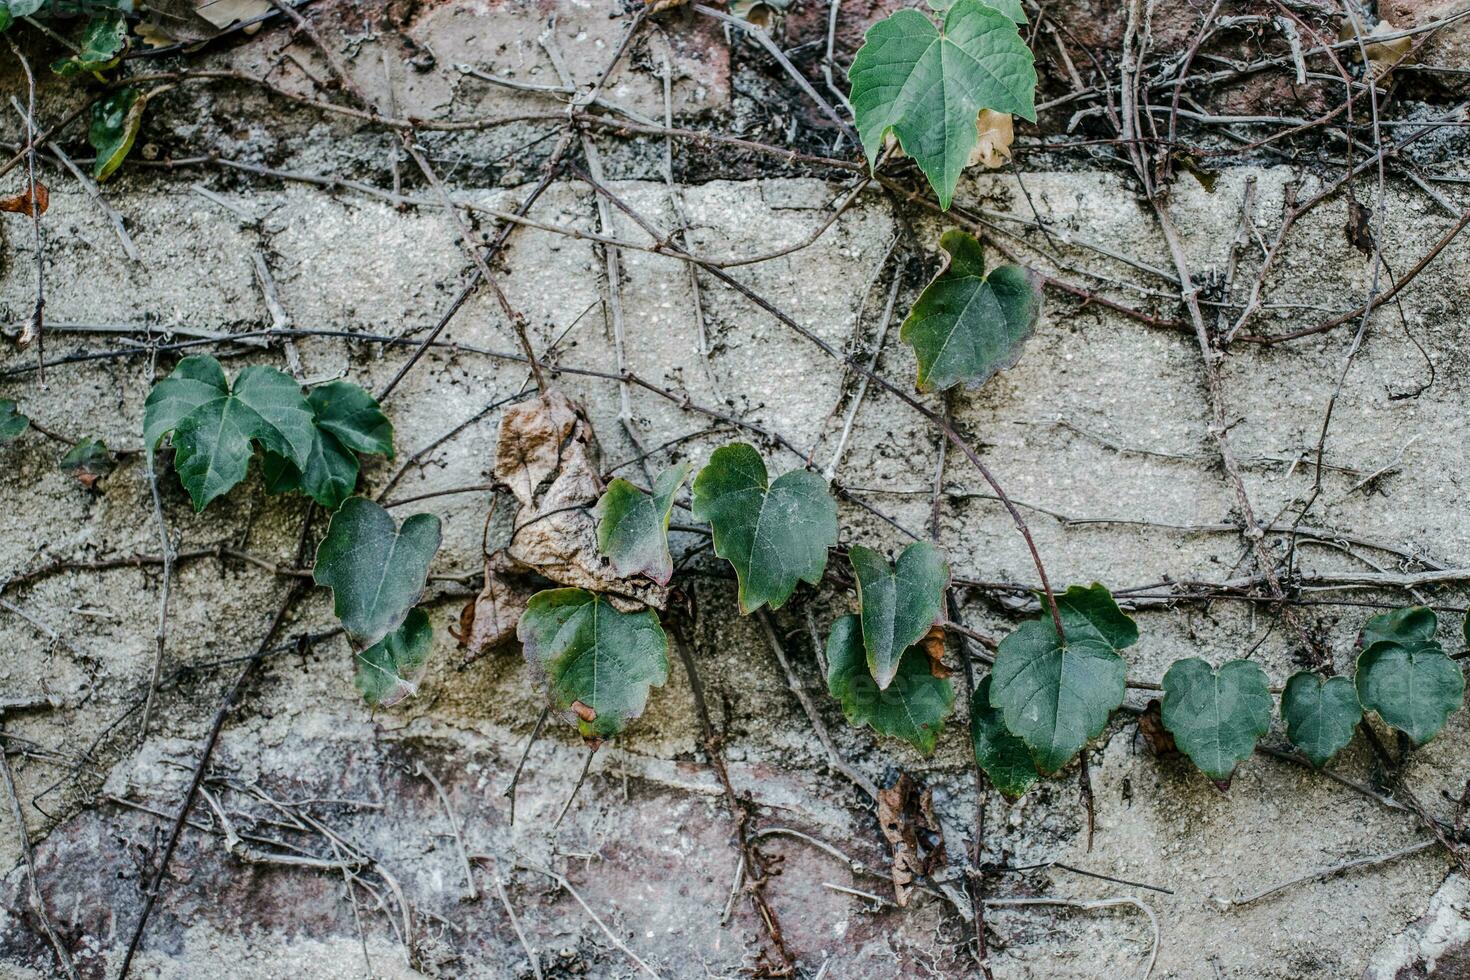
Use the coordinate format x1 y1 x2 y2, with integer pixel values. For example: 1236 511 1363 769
876 772 947 906
920 624 951 679
965 109 1014 169
0 182 47 218
1137 698 1179 759
453 551 542 665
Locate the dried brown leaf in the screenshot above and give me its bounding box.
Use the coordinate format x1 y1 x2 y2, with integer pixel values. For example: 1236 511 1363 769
920 625 951 679
965 110 1014 170
1137 698 1179 759
453 551 541 665
877 772 947 906
0 182 48 218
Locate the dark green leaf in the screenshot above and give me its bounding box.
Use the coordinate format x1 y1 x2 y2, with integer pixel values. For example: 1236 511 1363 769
850 0 1036 208
51 11 127 77
691 443 837 613
1356 637 1463 746
1161 658 1272 783
1280 672 1361 767
58 438 113 487
518 588 670 744
314 497 442 649
594 461 691 586
929 0 1026 21
826 614 953 754
900 230 1040 392
88 86 147 181
261 428 360 511
0 399 29 443
850 541 948 689
971 674 1037 798
989 584 1134 773
1361 605 1438 649
308 381 394 458
148 359 315 511
355 607 433 707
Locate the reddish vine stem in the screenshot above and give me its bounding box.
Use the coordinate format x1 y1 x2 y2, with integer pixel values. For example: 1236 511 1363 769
567 164 1068 640
670 619 797 976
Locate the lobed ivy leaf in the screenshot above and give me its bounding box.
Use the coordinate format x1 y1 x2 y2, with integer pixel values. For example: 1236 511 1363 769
1356 608 1463 745
1280 671 1361 768
900 230 1040 392
989 584 1134 773
354 607 433 708
58 438 114 488
594 461 692 586
826 614 953 755
143 355 315 511
1161 658 1273 784
314 497 442 650
972 674 1038 798
0 0 46 30
518 588 670 745
88 86 147 181
51 11 128 77
851 541 949 690
691 443 837 614
0 399 29 443
849 0 1036 208
262 381 393 511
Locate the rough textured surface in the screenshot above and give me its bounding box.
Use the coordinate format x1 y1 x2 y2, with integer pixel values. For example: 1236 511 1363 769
2 4 1470 979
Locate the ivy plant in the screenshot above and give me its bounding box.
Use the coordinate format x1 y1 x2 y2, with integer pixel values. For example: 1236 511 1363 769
144 355 391 511
1280 672 1361 768
1355 606 1463 745
849 0 1037 208
1160 658 1273 785
850 540 948 690
826 613 954 755
593 461 691 586
0 399 28 443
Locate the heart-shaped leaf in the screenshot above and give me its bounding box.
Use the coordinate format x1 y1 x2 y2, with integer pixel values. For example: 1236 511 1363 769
1161 658 1273 784
518 588 670 745
0 399 29 443
58 438 113 488
1360 605 1438 649
314 497 442 650
1356 625 1463 746
691 443 837 614
51 11 128 77
826 614 953 755
851 541 949 690
1280 672 1361 767
355 607 432 708
972 674 1037 799
262 381 393 510
88 86 148 181
144 355 316 510
850 0 1036 208
900 230 1040 392
594 461 692 586
989 584 1134 773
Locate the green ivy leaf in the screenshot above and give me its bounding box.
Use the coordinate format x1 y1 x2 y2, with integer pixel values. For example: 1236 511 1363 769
972 674 1038 798
594 461 692 586
1161 658 1272 784
989 584 1134 773
308 380 394 458
826 614 953 754
52 11 128 77
851 541 949 689
314 497 442 650
1356 619 1463 746
849 0 1036 208
900 230 1040 392
1361 605 1438 649
260 382 392 511
691 443 837 614
0 399 29 443
144 355 315 511
355 607 433 708
58 437 114 487
518 588 670 744
88 86 147 181
1280 672 1361 768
